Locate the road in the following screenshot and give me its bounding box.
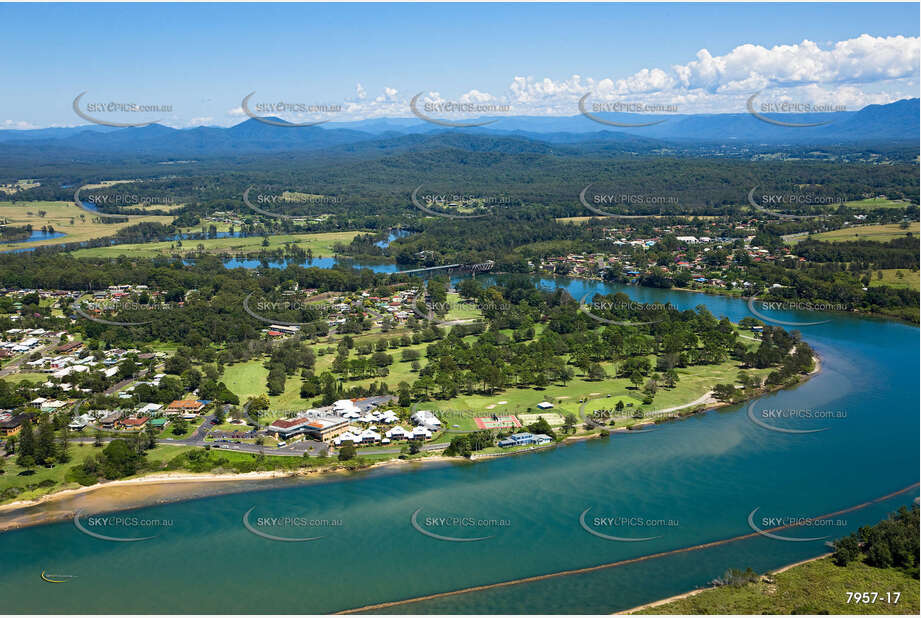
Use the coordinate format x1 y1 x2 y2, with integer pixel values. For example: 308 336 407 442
0 342 56 377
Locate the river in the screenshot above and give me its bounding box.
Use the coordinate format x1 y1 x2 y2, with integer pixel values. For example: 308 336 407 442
1 274 917 614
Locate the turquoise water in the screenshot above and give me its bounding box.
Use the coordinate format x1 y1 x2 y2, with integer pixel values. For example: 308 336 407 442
1 278 917 613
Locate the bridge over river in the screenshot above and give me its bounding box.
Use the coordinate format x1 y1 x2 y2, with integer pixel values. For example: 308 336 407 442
394 261 495 275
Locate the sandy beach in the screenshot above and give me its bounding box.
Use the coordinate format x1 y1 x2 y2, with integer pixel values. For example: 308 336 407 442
0 455 459 533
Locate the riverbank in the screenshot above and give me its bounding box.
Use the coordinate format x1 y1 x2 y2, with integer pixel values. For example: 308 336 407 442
0 454 459 533
623 551 920 615
0 352 823 533
617 553 833 614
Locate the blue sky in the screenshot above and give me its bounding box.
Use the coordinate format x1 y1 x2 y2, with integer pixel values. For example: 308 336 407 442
0 2 918 128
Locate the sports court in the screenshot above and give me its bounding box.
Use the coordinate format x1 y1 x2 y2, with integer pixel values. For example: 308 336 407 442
474 415 521 429
518 413 565 426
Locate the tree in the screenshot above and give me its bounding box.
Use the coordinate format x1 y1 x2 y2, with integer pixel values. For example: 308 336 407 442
36 415 56 465
562 413 577 434
338 442 357 461
629 371 644 389
832 534 860 566
664 368 679 388
99 439 143 479
16 419 35 466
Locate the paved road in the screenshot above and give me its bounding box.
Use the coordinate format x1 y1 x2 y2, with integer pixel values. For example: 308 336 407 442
0 342 56 377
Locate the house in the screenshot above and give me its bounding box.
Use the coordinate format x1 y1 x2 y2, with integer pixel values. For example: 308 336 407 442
536 402 554 410
385 426 411 440
68 414 93 430
0 413 28 437
166 400 205 415
137 403 163 415
332 430 361 446
116 416 149 430
356 428 381 443
99 411 124 429
497 432 546 448
409 426 432 441
149 417 169 430
410 410 442 430
56 341 83 354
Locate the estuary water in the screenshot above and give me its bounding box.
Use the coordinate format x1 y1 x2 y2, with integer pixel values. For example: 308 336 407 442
1 276 918 613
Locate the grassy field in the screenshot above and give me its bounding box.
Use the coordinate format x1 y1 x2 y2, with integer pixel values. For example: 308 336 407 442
420 353 768 432
0 372 48 384
0 200 174 249
634 555 920 615
809 222 919 243
0 443 196 505
844 198 915 210
71 230 360 258
868 269 920 292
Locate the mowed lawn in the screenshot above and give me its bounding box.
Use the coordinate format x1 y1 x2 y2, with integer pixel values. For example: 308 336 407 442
421 354 769 430
868 269 921 291
0 200 174 249
809 222 919 243
71 230 361 258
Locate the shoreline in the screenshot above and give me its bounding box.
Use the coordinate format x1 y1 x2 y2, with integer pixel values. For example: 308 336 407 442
0 354 823 534
0 455 458 533
616 552 834 614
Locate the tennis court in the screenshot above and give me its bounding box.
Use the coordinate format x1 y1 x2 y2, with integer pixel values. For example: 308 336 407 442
474 415 522 429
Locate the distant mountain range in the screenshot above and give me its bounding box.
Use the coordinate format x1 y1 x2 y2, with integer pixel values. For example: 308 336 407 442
0 99 916 159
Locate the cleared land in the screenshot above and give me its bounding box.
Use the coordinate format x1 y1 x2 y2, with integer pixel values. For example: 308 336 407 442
844 198 915 210
809 222 919 243
71 230 360 258
633 555 919 615
0 200 174 249
868 269 921 292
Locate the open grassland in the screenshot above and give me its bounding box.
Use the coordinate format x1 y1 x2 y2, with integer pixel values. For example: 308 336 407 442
71 230 360 258
0 373 48 384
868 268 921 292
0 200 174 249
844 197 915 210
809 222 919 243
633 555 920 615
